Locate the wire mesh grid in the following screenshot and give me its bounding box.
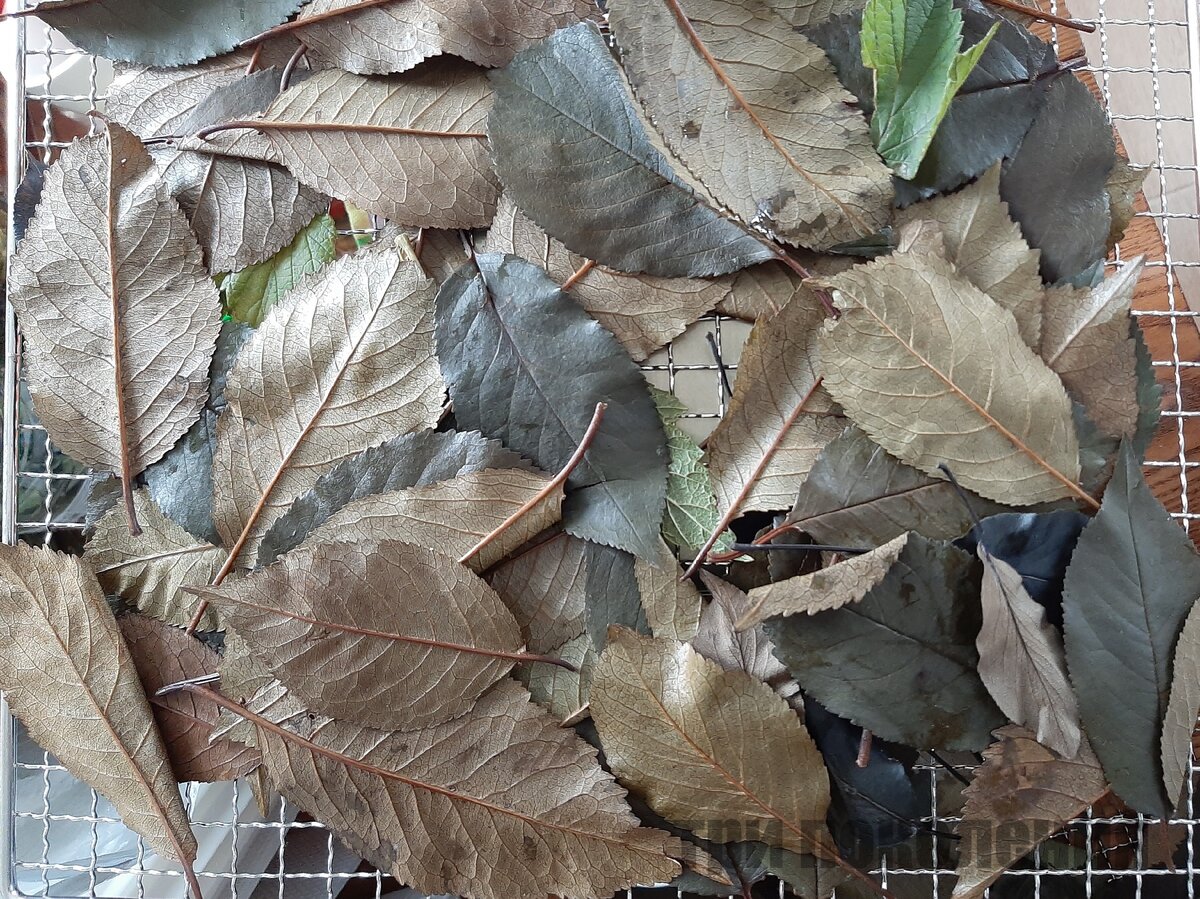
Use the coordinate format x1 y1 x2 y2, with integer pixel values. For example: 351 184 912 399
1 2 1198 897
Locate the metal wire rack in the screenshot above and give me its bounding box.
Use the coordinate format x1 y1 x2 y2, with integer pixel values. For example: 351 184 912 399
1 2 1198 897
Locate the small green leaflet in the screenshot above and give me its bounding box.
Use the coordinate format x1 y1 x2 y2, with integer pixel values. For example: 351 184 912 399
862 0 999 179
222 214 337 327
650 388 733 556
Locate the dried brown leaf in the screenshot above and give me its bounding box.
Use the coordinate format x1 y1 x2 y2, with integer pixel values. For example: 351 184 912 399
976 548 1082 758
213 248 443 569
608 0 892 249
634 538 703 641
86 490 227 631
1040 259 1143 439
247 63 500 227
896 166 1043 347
705 290 844 517
592 630 838 861
119 615 260 783
1161 598 1200 811
953 726 1108 899
301 468 562 573
516 632 597 719
736 534 909 630
817 247 1086 508
244 678 681 898
487 532 588 654
0 545 198 882
194 540 524 730
8 121 221 518
293 0 593 74
693 572 796 698
479 196 726 360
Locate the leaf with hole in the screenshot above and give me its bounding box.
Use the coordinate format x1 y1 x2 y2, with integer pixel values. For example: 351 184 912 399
435 252 669 559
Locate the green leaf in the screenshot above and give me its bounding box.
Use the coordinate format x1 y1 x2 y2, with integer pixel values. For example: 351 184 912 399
222 214 337 328
650 388 732 555
861 0 999 179
1062 443 1200 817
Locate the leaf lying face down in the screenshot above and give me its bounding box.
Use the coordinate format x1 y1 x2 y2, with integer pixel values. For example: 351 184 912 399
13 0 304 66
210 62 500 229
148 69 329 274
8 120 222 531
608 0 892 250
767 534 1005 750
436 253 669 560
592 629 890 897
86 489 227 631
290 467 563 573
952 726 1108 899
975 546 1082 758
705 280 845 518
230 678 682 899
1063 443 1200 818
862 0 998 179
120 615 260 783
292 0 594 74
489 23 780 278
0 545 199 892
213 247 444 570
488 532 589 654
816 243 1088 508
1162 598 1200 812
258 428 532 566
193 539 529 731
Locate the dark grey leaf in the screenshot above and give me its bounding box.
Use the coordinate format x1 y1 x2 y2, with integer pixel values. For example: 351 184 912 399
1063 443 1200 817
767 534 1005 750
1001 74 1117 284
786 426 1004 548
13 155 46 245
1074 401 1120 496
22 0 305 66
257 430 532 566
956 510 1088 628
804 698 925 852
809 1 1058 204
175 68 294 137
144 321 253 545
583 542 648 650
487 23 777 278
435 253 669 558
